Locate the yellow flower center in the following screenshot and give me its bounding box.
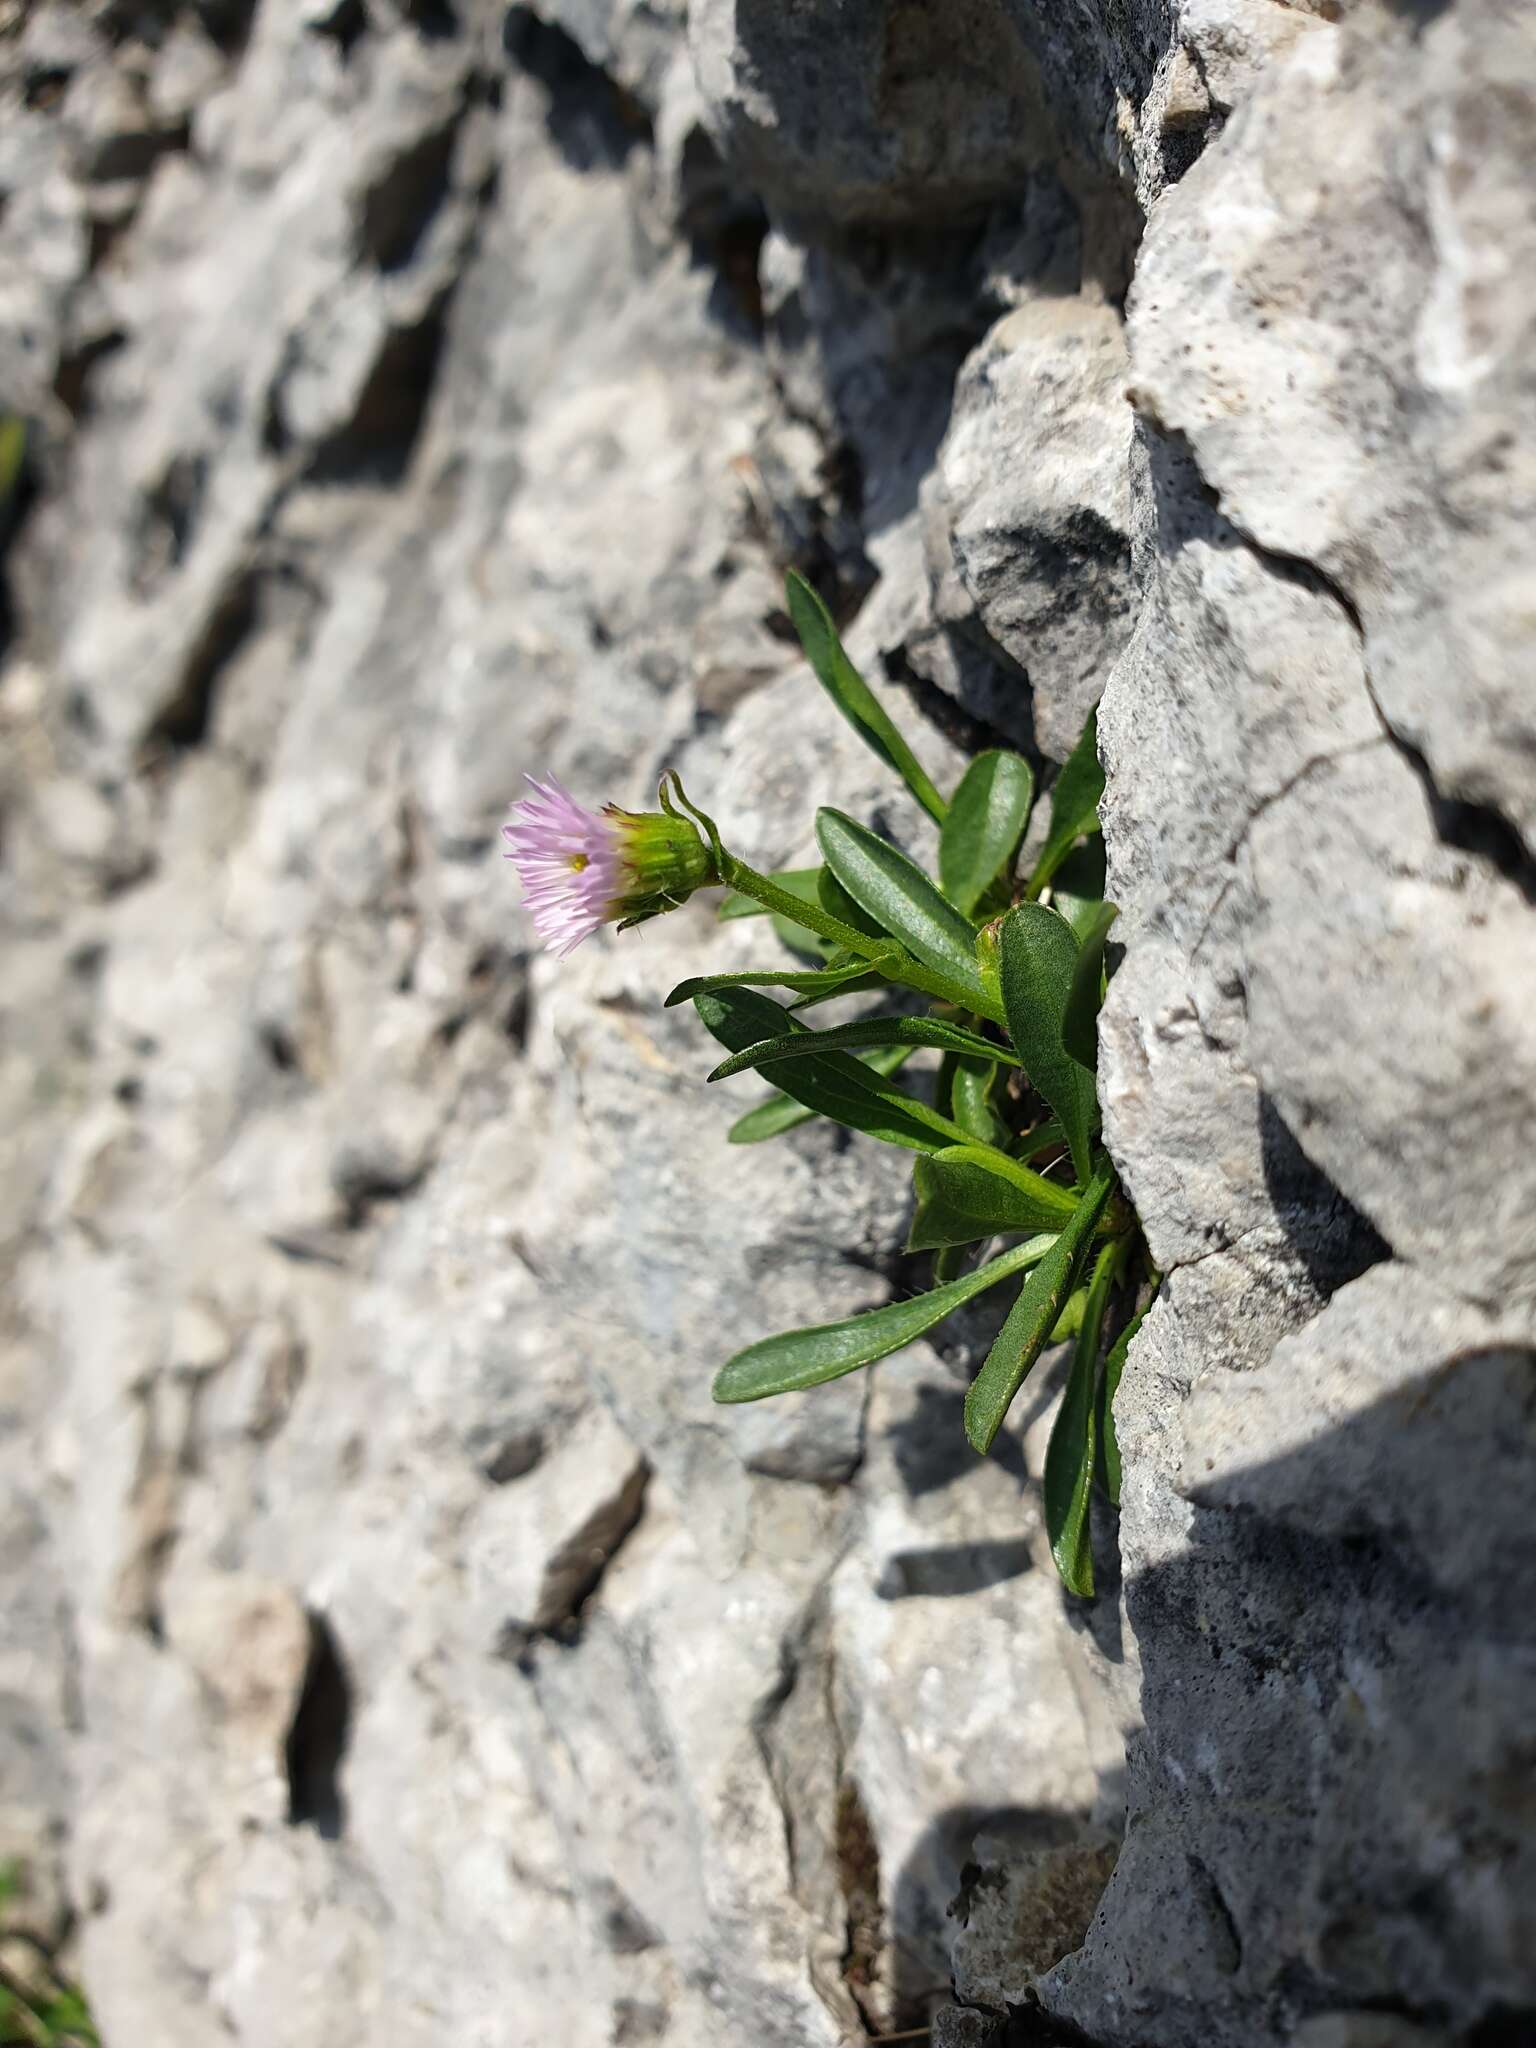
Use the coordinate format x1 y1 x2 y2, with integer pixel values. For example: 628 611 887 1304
568 852 590 872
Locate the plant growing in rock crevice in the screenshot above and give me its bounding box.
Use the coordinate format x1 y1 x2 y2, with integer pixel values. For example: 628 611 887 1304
507 573 1152 1594
0 1864 98 2048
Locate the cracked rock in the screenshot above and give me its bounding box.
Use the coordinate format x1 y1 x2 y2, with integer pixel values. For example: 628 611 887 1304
471 1405 649 1644
2 0 1534 2044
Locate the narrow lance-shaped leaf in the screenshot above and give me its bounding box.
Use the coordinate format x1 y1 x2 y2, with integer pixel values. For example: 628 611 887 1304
1098 1303 1148 1507
728 1046 913 1144
666 958 890 1007
907 1147 1077 1252
785 569 947 824
1061 901 1118 1071
1047 1286 1089 1346
694 986 976 1153
723 851 980 1015
940 750 1035 916
817 807 997 1019
708 1014 1019 1084
1027 707 1105 899
714 1234 1057 1402
949 1140 1072 1202
818 863 890 940
1044 1239 1123 1596
999 904 1099 1186
951 1055 1008 1147
964 1161 1115 1455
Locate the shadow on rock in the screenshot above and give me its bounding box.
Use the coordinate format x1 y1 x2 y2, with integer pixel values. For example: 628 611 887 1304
1037 1275 1536 2048
892 1797 1127 2043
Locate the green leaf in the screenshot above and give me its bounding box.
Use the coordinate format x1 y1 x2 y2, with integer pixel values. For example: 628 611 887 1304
1061 901 1118 1070
41 1990 99 2044
816 808 996 1018
1049 838 1107 938
963 1160 1115 1454
1099 1304 1147 1508
727 1046 912 1143
1027 707 1105 898
713 1234 1057 1402
790 972 896 1011
951 1055 1008 1146
940 750 1035 917
933 1241 976 1283
666 959 889 1007
694 987 972 1153
907 1146 1078 1251
708 1013 1018 1084
770 912 833 960
944 1142 1081 1209
785 569 947 824
718 869 823 920
909 1155 1073 1245
0 417 25 505
1044 1240 1123 1596
999 904 1099 1186
1047 1285 1089 1345
817 863 891 941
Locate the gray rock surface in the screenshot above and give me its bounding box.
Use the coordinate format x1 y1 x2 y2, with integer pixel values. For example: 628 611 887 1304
1 0 1533 2045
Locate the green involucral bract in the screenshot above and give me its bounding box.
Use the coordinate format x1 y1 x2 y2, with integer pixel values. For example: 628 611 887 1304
513 571 1154 1595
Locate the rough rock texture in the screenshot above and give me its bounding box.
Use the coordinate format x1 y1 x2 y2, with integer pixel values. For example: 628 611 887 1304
1 1 1533 2046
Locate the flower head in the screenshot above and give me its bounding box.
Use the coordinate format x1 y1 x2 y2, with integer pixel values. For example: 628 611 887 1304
504 774 719 957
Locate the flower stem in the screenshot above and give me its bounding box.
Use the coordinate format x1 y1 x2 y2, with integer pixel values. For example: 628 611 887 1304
721 854 993 1014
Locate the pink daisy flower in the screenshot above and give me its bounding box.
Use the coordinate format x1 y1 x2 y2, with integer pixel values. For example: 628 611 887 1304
503 777 625 957
503 774 719 957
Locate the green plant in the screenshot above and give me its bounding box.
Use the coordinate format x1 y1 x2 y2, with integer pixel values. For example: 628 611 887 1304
0 419 24 509
506 573 1154 1594
0 1866 98 2048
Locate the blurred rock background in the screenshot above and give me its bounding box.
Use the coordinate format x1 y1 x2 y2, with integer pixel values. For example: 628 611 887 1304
0 1 1531 2044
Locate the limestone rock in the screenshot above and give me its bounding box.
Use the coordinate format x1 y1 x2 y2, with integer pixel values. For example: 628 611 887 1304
2 0 1534 2044
1037 7 1536 2043
931 292 1136 760
1131 0 1536 852
689 0 1055 226
468 1405 649 1643
951 1825 1119 2013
